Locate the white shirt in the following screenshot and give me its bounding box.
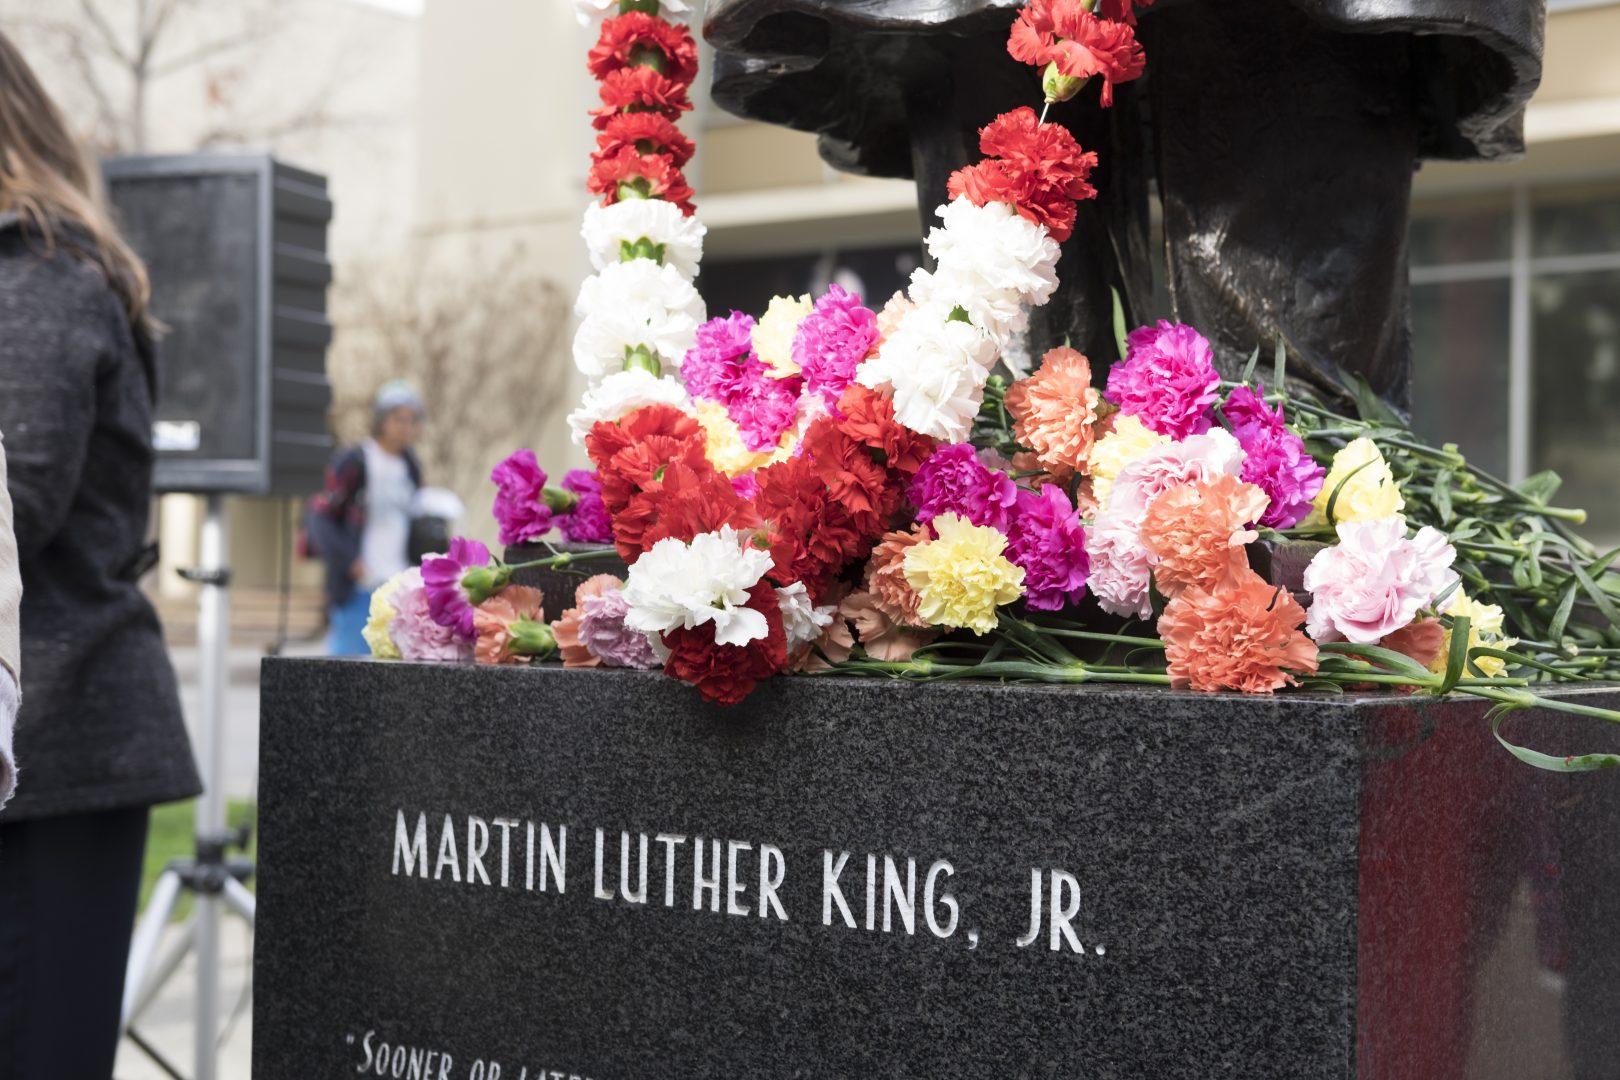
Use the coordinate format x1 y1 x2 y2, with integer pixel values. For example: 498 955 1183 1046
360 439 414 590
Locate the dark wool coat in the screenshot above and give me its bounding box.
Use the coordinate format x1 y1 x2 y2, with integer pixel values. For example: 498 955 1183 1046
0 213 200 821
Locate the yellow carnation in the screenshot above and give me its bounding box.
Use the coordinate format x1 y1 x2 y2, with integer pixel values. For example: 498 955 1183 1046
363 573 404 659
902 513 1025 635
1307 437 1404 528
1090 414 1170 511
1429 591 1517 679
753 294 813 378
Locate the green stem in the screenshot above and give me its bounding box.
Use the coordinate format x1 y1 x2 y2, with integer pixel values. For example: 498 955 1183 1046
505 546 622 572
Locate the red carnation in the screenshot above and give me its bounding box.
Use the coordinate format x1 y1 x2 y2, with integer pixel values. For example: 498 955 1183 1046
627 462 761 557
755 455 879 592
662 582 789 706
591 66 693 128
588 13 699 84
948 107 1099 241
587 404 708 521
1007 0 1145 107
596 112 696 168
801 422 898 536
586 147 695 214
834 384 936 478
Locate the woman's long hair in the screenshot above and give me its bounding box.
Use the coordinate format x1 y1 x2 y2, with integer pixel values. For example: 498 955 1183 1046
0 30 153 336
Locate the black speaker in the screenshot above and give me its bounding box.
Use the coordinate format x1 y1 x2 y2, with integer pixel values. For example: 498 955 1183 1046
103 154 335 495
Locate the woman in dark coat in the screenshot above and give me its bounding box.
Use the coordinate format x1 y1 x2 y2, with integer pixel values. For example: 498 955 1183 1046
0 31 201 1076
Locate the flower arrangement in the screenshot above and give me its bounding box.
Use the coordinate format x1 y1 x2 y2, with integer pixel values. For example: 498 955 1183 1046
361 0 1620 773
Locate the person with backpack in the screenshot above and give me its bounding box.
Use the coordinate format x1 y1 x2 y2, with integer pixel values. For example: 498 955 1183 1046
309 381 425 654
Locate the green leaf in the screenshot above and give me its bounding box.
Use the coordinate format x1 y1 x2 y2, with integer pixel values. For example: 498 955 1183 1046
1324 458 1375 528
1318 641 1435 680
1514 469 1563 506
1240 345 1261 385
1272 336 1287 392
1110 287 1129 361
1436 615 1471 694
1472 646 1587 681
1570 556 1620 631
1432 468 1454 524
1492 712 1620 773
1349 373 1405 428
1547 580 1580 646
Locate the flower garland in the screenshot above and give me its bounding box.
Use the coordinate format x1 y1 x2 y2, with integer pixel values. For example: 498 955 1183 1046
360 0 1620 773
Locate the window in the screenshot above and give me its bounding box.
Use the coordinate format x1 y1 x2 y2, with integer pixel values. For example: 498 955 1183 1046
1409 180 1620 543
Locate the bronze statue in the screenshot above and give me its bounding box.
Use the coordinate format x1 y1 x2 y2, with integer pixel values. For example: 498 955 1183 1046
704 0 1544 409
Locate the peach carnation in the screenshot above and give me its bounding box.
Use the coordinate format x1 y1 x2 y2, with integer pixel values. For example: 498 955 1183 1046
1158 568 1318 693
1140 475 1268 599
1005 346 1101 473
840 591 938 662
875 291 914 341
864 524 931 628
550 574 625 668
473 585 546 666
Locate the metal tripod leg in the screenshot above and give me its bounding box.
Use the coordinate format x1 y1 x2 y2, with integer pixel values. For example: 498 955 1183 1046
123 869 185 1032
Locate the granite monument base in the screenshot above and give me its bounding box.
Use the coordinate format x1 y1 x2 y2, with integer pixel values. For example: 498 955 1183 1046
253 660 1620 1079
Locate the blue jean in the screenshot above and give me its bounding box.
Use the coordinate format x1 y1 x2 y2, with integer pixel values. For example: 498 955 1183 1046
327 588 374 656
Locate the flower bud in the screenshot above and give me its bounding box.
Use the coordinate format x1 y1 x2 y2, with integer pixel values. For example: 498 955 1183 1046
615 178 651 201
1042 62 1086 104
507 618 557 658
541 486 580 514
623 344 661 376
461 563 512 606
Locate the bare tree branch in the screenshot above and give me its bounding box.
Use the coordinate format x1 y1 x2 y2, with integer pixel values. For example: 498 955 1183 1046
76 0 132 66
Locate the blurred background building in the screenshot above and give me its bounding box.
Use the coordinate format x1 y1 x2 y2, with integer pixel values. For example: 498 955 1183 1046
1 0 1618 640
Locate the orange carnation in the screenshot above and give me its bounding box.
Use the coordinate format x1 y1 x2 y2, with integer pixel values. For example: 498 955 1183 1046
1140 475 1268 599
1158 568 1318 693
473 585 546 666
863 524 931 627
550 574 625 668
840 591 937 662
1005 347 1101 474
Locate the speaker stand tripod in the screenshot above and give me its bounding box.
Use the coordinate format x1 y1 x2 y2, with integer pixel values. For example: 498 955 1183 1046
121 494 255 1080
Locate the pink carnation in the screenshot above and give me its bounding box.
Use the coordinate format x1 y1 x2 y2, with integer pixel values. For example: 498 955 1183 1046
681 312 757 404
559 469 614 544
1107 428 1246 523
682 311 802 451
1006 484 1089 610
1303 519 1458 644
578 588 663 668
908 443 1018 531
1084 512 1154 620
490 449 554 546
792 284 878 410
1221 386 1325 530
388 569 473 662
1105 321 1221 440
421 537 491 640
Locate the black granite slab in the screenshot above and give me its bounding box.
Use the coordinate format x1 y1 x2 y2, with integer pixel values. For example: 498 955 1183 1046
253 661 1620 1080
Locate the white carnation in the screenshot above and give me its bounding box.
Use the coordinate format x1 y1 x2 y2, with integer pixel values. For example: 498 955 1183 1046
572 260 705 379
909 198 1060 343
566 368 691 444
574 0 692 27
623 527 775 648
1085 513 1155 621
582 200 705 280
776 582 834 653
856 305 999 442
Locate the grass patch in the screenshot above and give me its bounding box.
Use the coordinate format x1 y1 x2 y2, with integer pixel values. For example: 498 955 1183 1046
139 798 258 921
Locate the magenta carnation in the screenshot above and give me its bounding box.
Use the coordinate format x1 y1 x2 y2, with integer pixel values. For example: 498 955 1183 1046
1105 321 1221 440
421 537 492 640
578 589 663 668
731 473 761 501
558 469 614 544
682 310 802 451
908 443 1018 531
1006 484 1089 611
792 284 878 409
389 568 473 662
490 449 554 546
681 312 757 404
1221 387 1325 529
